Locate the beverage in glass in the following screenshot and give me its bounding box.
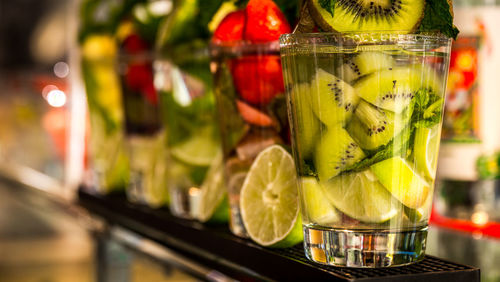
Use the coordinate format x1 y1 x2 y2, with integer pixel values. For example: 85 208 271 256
81 34 129 193
211 41 289 237
155 46 221 218
280 33 451 267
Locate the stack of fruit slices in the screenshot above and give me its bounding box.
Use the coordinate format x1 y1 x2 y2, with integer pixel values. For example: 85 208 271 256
293 50 445 226
212 0 305 247
213 0 290 127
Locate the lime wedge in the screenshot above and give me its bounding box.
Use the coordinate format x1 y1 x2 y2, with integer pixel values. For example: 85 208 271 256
414 126 440 180
323 170 399 223
198 150 229 223
404 193 432 223
240 145 303 247
300 177 339 225
170 126 219 166
371 157 430 209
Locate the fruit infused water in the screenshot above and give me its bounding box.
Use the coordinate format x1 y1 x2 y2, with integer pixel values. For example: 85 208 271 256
117 24 168 208
81 35 129 194
280 33 451 267
210 0 293 238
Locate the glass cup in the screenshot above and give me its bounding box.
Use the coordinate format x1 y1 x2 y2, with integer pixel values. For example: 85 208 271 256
210 41 289 237
155 44 221 219
280 33 451 267
117 51 169 208
81 34 129 194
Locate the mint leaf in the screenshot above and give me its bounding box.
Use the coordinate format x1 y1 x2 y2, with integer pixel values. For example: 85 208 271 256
318 0 335 17
344 127 413 173
418 0 459 39
344 88 443 173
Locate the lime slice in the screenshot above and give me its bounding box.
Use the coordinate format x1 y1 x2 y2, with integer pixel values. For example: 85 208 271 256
404 193 432 223
323 170 399 223
240 145 303 247
371 157 430 209
198 150 229 223
414 126 440 180
300 177 339 225
170 126 219 166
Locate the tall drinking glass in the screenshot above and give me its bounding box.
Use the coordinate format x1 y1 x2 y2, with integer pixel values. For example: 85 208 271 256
211 42 289 237
155 44 221 219
118 50 169 208
280 33 451 267
81 34 129 194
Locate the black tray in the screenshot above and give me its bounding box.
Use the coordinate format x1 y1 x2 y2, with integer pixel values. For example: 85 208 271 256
78 188 480 281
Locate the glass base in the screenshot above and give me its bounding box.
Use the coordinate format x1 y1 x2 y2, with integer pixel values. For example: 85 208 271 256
229 203 248 238
169 187 198 219
303 225 427 267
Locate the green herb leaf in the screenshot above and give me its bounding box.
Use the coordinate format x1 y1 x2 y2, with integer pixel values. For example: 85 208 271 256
418 0 459 39
344 127 413 173
344 88 443 173
318 0 335 17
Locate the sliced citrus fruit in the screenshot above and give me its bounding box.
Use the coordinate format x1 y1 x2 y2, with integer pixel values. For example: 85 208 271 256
240 145 303 247
371 156 430 209
198 150 229 223
300 177 339 225
323 170 399 223
414 126 440 180
404 193 432 223
170 126 219 166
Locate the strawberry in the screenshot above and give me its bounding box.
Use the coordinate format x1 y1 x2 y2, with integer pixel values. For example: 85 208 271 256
231 55 284 106
125 63 158 105
122 33 149 53
213 10 246 42
236 100 274 127
244 0 291 42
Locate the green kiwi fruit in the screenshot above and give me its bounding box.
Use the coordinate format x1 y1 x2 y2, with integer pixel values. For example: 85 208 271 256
337 52 396 83
292 83 321 158
308 0 425 34
354 66 440 113
309 68 360 127
315 127 365 181
347 100 406 150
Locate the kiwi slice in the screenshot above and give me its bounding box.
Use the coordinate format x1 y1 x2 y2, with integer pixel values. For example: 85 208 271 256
292 83 321 158
308 0 425 33
315 127 365 181
309 69 360 127
347 100 406 150
354 66 439 113
338 52 396 83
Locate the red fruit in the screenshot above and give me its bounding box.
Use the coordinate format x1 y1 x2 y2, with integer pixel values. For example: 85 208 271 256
236 100 274 127
123 33 149 53
125 63 158 105
213 10 246 42
231 55 284 105
244 0 291 42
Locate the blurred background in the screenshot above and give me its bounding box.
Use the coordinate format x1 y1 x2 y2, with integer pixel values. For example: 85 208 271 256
0 0 499 281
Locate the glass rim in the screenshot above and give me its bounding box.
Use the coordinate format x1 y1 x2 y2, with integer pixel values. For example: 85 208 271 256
209 40 280 55
279 32 451 46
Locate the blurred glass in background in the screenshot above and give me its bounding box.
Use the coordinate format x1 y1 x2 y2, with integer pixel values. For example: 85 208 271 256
0 0 81 196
